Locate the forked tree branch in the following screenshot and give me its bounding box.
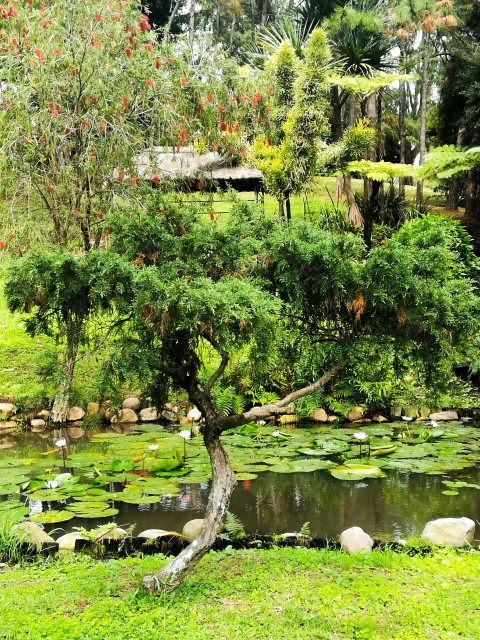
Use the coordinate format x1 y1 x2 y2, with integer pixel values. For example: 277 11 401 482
204 352 229 395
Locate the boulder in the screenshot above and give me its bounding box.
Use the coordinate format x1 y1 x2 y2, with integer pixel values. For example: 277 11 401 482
139 407 159 422
372 414 388 423
37 409 50 418
347 407 364 422
161 409 179 423
0 421 16 435
0 402 15 417
182 519 204 541
327 415 338 422
308 408 329 423
187 407 202 422
66 406 85 422
401 405 418 419
278 414 299 425
179 416 192 426
418 406 431 419
421 517 475 547
87 402 100 415
111 408 138 423
12 522 55 550
56 532 82 551
428 411 458 422
339 526 373 553
30 418 46 429
164 403 179 413
122 397 141 411
96 527 129 541
137 529 171 539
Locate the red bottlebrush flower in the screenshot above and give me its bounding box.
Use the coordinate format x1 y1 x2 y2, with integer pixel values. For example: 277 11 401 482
145 42 153 53
152 175 160 185
251 96 257 107
129 176 138 186
39 5 47 13
220 122 227 132
40 18 52 28
145 78 154 87
51 109 59 119
97 212 104 220
257 115 262 123
209 212 215 220
94 13 102 22
206 93 213 103
155 59 162 69
11 37 18 47
179 127 188 142
139 14 151 30
255 91 262 101
227 125 232 133
73 208 80 215
168 57 173 65
53 49 60 57
124 48 132 56
112 12 121 20
180 76 187 87
268 85 274 96
91 96 98 104
198 179 204 191
118 170 125 183
34 48 45 62
9 233 15 240
122 95 128 107
70 67 77 76
46 185 54 193
82 118 89 126
65 126 71 134
0 241 6 250
230 146 236 155
217 105 226 112
98 118 106 132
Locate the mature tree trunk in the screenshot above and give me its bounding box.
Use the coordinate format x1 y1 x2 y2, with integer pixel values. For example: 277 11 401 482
416 33 430 206
188 0 195 49
344 174 362 227
398 41 407 197
446 128 465 212
261 0 268 28
465 169 479 221
52 340 78 423
285 193 291 222
332 87 344 201
142 433 236 590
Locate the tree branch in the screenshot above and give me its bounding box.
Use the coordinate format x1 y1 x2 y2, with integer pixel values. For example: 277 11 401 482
221 360 344 430
204 352 229 395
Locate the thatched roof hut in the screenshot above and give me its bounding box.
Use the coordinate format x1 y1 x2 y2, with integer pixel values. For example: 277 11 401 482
135 146 263 192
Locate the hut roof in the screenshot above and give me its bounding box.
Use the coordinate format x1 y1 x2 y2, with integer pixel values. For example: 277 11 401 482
135 146 262 184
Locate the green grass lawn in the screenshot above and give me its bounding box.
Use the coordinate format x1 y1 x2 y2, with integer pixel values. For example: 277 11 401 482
0 547 478 639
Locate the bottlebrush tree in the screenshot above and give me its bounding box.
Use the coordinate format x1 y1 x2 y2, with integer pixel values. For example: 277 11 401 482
0 0 176 249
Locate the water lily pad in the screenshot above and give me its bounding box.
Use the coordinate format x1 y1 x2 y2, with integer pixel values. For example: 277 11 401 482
330 464 386 480
28 489 67 501
236 472 258 481
441 490 459 496
31 510 75 523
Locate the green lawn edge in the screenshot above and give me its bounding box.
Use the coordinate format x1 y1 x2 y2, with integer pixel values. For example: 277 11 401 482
0 547 479 639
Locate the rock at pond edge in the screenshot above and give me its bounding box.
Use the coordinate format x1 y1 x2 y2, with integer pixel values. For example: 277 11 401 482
339 526 373 553
421 517 475 547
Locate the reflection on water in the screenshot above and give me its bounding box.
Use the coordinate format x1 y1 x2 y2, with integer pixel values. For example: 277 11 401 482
2 429 480 541
52 468 480 541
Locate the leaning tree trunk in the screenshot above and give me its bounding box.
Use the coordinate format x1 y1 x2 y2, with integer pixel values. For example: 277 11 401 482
142 433 236 591
398 40 407 197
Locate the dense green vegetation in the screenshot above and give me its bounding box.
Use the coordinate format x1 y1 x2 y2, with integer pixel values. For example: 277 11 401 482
1 548 479 639
2 0 480 610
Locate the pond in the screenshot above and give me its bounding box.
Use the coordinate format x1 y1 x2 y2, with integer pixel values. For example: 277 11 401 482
0 420 479 541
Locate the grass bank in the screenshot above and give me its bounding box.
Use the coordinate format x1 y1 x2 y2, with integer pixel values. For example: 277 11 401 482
0 547 479 639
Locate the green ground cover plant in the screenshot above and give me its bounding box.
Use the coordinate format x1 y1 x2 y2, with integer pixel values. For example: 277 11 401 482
0 547 479 639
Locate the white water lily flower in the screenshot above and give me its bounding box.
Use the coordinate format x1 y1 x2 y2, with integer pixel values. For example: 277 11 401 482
272 430 280 438
430 420 439 428
401 415 413 422
353 431 368 441
147 444 159 451
45 480 59 489
178 430 191 440
54 439 67 448
257 420 266 426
